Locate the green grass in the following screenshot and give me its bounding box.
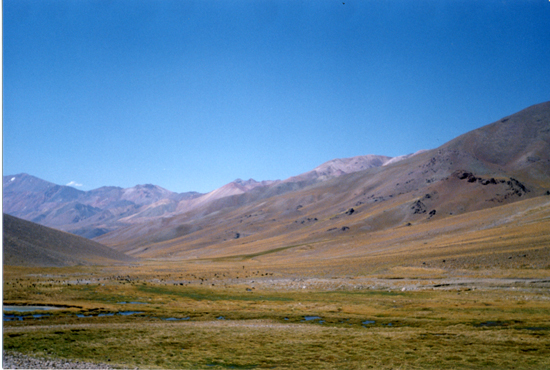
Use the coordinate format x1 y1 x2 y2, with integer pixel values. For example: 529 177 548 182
4 264 550 369
210 243 314 261
137 284 294 302
5 321 550 369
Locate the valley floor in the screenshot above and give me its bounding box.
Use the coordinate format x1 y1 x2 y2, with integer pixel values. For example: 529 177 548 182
3 262 550 369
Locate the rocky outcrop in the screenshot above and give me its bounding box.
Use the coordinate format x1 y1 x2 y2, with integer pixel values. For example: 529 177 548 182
411 200 427 214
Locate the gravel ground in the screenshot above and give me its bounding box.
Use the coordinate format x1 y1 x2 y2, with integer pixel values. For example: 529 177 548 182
2 351 120 369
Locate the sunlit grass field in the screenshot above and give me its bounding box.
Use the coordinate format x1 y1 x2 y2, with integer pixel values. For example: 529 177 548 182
4 260 550 369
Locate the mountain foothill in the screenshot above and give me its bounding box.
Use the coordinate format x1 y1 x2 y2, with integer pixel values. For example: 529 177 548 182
3 101 550 268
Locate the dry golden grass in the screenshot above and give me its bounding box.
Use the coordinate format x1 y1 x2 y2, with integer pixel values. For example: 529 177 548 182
120 196 550 280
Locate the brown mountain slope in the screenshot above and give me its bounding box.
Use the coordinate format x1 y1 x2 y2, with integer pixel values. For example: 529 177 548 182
3 214 136 267
141 156 394 219
96 102 550 260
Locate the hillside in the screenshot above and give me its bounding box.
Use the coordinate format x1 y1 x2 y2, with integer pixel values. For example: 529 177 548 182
94 101 550 262
3 214 136 267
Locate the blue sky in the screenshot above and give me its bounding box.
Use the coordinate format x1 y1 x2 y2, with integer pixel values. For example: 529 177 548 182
3 0 550 193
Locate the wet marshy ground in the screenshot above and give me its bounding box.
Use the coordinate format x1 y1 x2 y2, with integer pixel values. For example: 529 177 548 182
3 304 402 331
4 306 60 322
4 267 550 369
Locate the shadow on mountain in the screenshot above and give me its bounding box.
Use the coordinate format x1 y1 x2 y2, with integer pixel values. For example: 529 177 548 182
3 214 136 267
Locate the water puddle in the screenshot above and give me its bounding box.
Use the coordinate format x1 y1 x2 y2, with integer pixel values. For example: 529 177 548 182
7 310 182 321
118 311 145 316
339 318 352 326
31 314 51 318
217 316 226 320
76 311 144 318
3 313 52 322
3 306 61 321
3 305 61 312
302 316 324 323
116 302 147 305
476 321 508 327
362 320 376 326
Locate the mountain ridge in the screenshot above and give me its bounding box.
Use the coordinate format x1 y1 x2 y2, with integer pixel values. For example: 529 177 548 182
3 154 400 238
2 174 204 238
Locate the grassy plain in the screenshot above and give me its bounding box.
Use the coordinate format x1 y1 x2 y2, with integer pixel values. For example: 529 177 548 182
4 258 550 370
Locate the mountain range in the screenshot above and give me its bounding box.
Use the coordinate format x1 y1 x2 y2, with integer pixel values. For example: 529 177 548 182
3 153 401 239
3 101 550 263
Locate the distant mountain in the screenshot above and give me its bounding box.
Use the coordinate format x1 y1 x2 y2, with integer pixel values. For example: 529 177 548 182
2 175 201 238
284 154 393 183
3 214 135 267
3 156 395 238
383 150 427 166
93 101 550 258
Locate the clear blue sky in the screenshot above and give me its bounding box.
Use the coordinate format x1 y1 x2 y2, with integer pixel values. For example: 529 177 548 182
3 0 550 193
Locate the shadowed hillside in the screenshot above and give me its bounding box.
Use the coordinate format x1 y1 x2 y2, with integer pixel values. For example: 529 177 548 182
3 214 136 267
